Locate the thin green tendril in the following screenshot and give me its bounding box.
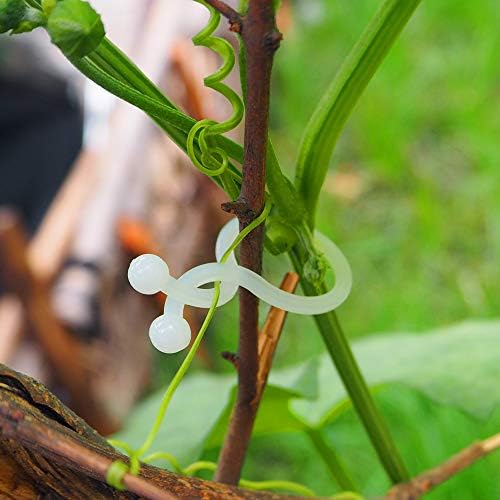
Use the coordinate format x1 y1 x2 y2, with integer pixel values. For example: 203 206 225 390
107 439 134 456
180 459 316 496
105 460 129 491
142 452 182 473
240 479 315 497
106 202 270 491
182 460 217 476
187 0 244 180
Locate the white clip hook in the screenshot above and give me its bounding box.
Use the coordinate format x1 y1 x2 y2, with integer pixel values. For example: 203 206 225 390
128 219 352 353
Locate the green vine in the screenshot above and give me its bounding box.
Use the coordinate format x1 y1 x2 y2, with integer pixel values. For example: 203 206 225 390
180 460 316 496
186 0 244 195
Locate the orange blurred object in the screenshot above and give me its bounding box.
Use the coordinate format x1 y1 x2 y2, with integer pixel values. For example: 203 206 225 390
117 217 161 256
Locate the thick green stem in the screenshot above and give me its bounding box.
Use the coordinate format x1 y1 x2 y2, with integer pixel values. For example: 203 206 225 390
295 0 422 227
306 428 357 492
96 39 176 105
87 39 241 199
290 242 409 484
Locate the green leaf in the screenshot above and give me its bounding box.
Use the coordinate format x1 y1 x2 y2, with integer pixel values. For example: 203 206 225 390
205 358 319 448
115 358 319 465
47 0 105 58
0 0 26 33
294 0 422 228
204 386 306 451
291 320 500 427
115 321 500 468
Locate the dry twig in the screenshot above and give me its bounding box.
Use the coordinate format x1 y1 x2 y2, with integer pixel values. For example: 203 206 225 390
386 434 500 499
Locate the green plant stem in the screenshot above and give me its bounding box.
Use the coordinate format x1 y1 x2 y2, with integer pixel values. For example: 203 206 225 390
290 242 409 484
71 58 192 132
142 452 182 473
306 428 357 492
239 479 315 497
108 202 270 476
182 460 315 496
134 283 221 459
96 38 176 105
183 460 217 476
295 0 422 227
85 39 241 198
108 282 221 483
286 0 420 481
107 439 134 456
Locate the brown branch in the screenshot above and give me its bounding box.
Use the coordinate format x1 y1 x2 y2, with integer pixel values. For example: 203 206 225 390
221 272 299 380
0 363 304 499
221 350 240 369
214 273 297 486
215 0 282 484
1 406 175 500
204 0 243 31
385 434 500 500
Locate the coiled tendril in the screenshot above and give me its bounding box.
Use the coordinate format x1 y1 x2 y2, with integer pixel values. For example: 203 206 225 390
186 0 244 179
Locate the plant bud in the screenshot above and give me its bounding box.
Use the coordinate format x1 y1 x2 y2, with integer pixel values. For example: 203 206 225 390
266 218 298 255
47 0 105 58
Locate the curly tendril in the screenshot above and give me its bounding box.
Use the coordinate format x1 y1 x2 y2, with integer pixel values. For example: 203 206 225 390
186 0 244 179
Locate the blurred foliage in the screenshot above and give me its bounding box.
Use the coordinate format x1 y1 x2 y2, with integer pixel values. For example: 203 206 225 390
118 321 500 497
129 0 500 498
237 388 500 498
209 0 500 364
273 0 500 337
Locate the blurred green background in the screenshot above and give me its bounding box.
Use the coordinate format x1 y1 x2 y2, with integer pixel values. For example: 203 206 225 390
146 0 500 497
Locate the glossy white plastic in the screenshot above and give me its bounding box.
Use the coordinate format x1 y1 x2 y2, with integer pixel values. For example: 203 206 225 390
128 219 352 353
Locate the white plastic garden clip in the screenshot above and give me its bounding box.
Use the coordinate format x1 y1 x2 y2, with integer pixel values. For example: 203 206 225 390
128 219 352 353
